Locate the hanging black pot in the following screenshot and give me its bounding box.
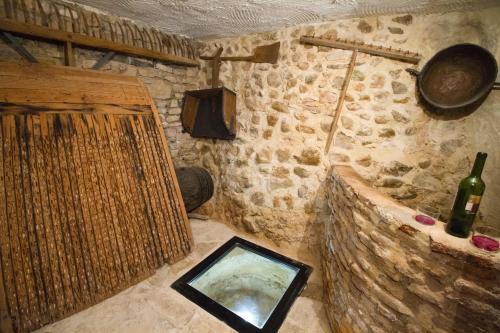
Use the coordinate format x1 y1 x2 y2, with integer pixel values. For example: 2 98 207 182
407 43 500 115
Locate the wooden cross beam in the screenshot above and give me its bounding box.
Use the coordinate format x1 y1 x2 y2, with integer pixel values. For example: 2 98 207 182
0 31 38 63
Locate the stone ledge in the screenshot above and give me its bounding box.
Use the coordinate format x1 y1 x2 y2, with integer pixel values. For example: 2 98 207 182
331 165 500 270
323 165 500 332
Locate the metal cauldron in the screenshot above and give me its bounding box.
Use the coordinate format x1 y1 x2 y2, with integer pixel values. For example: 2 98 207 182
407 43 500 114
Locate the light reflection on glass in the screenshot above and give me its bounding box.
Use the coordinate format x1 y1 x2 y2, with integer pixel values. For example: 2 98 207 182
188 244 299 328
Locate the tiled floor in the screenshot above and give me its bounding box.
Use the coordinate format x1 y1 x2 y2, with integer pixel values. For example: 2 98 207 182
35 219 331 333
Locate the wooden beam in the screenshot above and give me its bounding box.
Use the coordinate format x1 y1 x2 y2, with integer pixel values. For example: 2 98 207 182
211 47 223 88
0 18 199 67
64 41 75 66
300 36 421 64
92 51 116 70
0 257 14 333
325 49 358 154
1 31 38 63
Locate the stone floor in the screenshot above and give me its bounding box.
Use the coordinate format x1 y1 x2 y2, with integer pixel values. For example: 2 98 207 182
35 219 331 333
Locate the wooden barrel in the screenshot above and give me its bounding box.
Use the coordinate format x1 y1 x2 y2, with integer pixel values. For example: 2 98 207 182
174 167 214 212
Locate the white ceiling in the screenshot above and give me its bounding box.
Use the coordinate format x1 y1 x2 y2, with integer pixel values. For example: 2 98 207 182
68 0 500 39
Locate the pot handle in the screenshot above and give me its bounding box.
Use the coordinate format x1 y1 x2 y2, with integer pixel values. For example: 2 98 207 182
493 82 500 90
406 68 420 76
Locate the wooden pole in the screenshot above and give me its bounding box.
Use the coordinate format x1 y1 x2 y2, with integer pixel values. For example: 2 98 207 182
324 49 358 154
64 41 75 66
0 18 199 67
211 47 223 88
300 36 421 64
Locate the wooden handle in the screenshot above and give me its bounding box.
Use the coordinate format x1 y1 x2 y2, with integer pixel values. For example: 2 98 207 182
200 55 253 61
211 47 223 88
406 68 420 76
324 49 358 154
300 36 421 64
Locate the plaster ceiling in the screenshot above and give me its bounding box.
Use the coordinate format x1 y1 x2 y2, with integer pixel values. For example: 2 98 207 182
68 0 500 39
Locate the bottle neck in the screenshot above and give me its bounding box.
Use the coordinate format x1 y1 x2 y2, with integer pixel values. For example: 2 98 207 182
470 152 487 178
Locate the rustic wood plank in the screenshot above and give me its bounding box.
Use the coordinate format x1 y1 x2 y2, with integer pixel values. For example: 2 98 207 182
115 116 158 270
136 116 182 258
119 117 162 266
79 113 120 291
0 62 142 86
0 77 145 97
49 115 87 308
72 114 111 297
62 114 100 297
0 86 147 106
110 115 154 272
144 116 191 255
15 116 44 329
0 102 151 115
93 114 131 284
42 114 78 315
7 114 35 332
64 41 75 67
128 115 172 264
29 115 60 321
56 115 93 307
37 114 69 316
0 18 199 67
144 89 193 252
0 116 16 333
101 115 144 278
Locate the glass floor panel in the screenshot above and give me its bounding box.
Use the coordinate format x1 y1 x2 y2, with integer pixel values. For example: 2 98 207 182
188 244 299 328
171 237 312 333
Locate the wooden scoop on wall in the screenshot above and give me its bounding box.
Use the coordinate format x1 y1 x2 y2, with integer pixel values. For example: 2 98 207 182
200 42 280 87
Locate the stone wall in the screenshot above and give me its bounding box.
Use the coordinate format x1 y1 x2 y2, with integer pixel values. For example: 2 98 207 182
324 166 500 333
0 37 201 165
193 7 500 250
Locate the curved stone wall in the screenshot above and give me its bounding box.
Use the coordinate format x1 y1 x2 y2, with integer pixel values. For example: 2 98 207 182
323 166 500 333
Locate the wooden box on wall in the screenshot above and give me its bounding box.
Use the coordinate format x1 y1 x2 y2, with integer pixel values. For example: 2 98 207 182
181 87 236 140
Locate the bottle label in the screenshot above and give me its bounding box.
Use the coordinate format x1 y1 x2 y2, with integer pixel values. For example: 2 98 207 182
465 195 481 214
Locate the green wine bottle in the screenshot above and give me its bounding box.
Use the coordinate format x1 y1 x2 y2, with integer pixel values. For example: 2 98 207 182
446 152 487 238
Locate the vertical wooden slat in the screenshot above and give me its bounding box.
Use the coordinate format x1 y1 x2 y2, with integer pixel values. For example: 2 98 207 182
119 117 162 267
29 115 59 321
79 114 119 291
145 91 193 249
51 114 88 309
144 116 191 254
95 114 132 282
115 116 158 270
0 117 16 333
57 115 95 304
15 116 45 329
47 114 82 312
5 115 31 332
101 115 145 278
110 115 154 272
30 116 65 319
135 116 182 259
127 115 171 264
62 115 99 296
40 113 75 314
89 114 129 286
72 114 110 296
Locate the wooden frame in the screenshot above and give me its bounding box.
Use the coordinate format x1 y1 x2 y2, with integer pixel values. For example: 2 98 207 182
0 62 193 332
171 236 312 333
